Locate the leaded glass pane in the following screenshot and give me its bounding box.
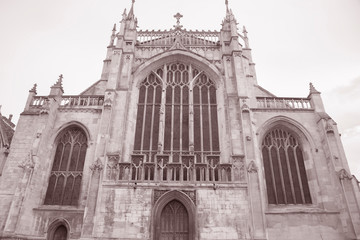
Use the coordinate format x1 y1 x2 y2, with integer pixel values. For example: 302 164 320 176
45 127 87 206
262 128 312 205
133 63 219 164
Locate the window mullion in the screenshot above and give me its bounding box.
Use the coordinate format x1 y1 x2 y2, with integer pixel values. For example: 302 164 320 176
50 174 59 204
69 174 77 205
189 65 194 153
179 86 183 153
171 86 175 160
149 85 157 157
61 139 75 205
284 143 296 204
199 86 204 162
293 146 306 203
157 65 167 154
268 146 279 204
56 140 66 171
276 146 287 204
140 85 149 151
74 143 82 171
207 86 213 153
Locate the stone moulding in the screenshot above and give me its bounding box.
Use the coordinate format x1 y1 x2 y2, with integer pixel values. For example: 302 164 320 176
18 151 35 171
338 168 352 180
154 189 196 206
90 157 104 172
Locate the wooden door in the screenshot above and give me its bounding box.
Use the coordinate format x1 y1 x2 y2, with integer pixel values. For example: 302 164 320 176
53 225 67 240
160 200 189 240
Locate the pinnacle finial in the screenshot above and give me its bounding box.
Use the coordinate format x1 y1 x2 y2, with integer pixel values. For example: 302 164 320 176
52 74 64 91
109 24 117 46
29 83 37 94
225 0 229 13
128 0 135 18
243 26 248 34
122 8 127 20
309 82 321 94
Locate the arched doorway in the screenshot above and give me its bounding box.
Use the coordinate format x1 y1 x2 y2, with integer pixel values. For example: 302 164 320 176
153 190 196 240
160 200 189 240
52 225 67 240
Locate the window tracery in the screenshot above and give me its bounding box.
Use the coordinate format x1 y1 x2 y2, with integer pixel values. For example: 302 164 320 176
133 62 220 163
44 127 87 206
262 128 311 205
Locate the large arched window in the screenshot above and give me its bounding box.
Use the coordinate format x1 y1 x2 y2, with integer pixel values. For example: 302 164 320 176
44 127 87 206
262 128 311 205
133 62 219 163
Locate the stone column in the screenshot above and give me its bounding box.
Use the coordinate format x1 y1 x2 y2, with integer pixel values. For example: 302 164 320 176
247 161 267 240
81 158 104 237
3 152 35 233
338 169 360 239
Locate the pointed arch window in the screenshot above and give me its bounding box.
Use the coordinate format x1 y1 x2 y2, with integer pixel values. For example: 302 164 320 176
44 127 87 206
262 128 311 205
133 62 220 163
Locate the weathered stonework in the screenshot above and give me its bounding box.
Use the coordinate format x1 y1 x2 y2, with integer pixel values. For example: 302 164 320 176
0 1 359 240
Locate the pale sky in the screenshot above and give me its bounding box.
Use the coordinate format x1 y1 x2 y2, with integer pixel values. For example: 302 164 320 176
0 0 359 177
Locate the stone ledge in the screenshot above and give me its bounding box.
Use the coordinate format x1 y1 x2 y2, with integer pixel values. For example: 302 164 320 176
33 206 85 213
265 206 340 215
251 108 315 112
102 181 248 189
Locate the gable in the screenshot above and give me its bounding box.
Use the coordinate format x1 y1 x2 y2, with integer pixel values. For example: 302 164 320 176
80 80 107 95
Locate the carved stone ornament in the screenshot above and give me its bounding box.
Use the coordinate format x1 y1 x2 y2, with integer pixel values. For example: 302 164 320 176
232 155 245 181
154 190 169 203
325 120 334 133
104 92 114 108
18 151 35 171
241 103 250 112
90 158 104 172
338 168 352 180
247 161 258 173
154 190 196 205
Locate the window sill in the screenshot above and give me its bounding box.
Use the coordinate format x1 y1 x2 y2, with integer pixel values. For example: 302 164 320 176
265 205 339 215
33 205 85 213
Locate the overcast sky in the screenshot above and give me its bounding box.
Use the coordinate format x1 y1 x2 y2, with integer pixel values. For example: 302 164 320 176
0 0 359 177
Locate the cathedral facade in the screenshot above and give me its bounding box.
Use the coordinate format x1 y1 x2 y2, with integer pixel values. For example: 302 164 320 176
1 1 360 240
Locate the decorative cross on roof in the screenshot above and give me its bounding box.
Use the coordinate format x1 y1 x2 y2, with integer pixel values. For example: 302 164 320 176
173 12 183 30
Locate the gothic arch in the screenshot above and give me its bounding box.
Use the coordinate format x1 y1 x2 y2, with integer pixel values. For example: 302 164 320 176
52 121 92 147
133 50 224 88
44 125 88 206
257 116 315 205
152 190 196 240
124 54 227 164
46 218 70 240
257 116 315 149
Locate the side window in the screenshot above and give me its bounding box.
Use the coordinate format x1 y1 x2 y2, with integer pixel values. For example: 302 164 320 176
44 127 87 206
262 128 311 205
